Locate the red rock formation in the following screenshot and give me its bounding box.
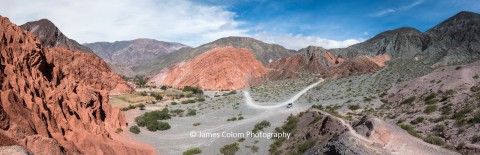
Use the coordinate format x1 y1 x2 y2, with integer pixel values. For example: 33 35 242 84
160 47 267 90
266 47 390 80
0 16 150 154
148 62 185 86
330 54 390 78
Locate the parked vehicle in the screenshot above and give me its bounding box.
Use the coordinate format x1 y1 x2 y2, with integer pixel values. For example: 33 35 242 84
287 103 293 108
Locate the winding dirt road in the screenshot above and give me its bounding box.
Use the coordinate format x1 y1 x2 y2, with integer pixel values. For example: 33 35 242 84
243 79 324 109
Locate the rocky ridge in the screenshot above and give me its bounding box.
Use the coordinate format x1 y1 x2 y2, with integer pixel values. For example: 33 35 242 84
138 36 294 76
267 46 389 80
331 11 480 67
84 38 187 77
20 19 93 53
377 60 480 154
155 46 267 90
273 108 458 155
0 16 150 154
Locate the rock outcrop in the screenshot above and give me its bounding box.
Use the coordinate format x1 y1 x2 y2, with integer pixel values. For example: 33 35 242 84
330 54 390 78
266 46 390 80
331 11 480 67
20 19 93 53
157 47 267 90
84 38 187 77
378 60 480 154
0 16 149 154
137 36 294 76
274 108 458 155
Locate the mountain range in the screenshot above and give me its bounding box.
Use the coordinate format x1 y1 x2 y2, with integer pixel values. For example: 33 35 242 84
20 19 93 53
331 11 480 67
84 39 186 77
2 10 480 155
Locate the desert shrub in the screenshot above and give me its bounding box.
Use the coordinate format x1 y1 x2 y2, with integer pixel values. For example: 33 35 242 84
424 105 438 114
193 122 201 126
145 121 170 131
186 109 197 116
160 85 168 90
245 145 259 153
425 99 438 105
400 96 416 105
274 115 298 134
474 74 479 79
171 102 178 105
294 139 316 154
181 100 196 104
115 128 123 133
440 104 453 115
227 117 237 121
138 103 146 110
471 135 480 143
455 66 462 70
400 124 421 138
424 135 445 146
183 147 202 155
348 104 360 110
170 109 184 116
471 86 480 92
135 109 171 131
311 104 324 110
220 143 239 155
196 98 205 102
432 124 445 134
121 104 136 111
468 112 480 124
139 91 148 96
424 93 437 101
311 115 323 124
150 93 163 100
439 96 449 102
183 86 203 94
183 86 193 92
223 90 237 96
238 116 244 120
238 138 245 142
129 125 140 134
452 107 472 123
270 115 299 154
252 120 271 133
411 117 425 125
363 97 372 102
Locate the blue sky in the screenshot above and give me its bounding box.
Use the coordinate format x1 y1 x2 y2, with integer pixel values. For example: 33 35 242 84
1 0 479 49
200 0 480 42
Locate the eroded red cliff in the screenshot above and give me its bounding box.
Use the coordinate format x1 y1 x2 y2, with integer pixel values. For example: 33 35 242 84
0 16 150 154
159 47 267 90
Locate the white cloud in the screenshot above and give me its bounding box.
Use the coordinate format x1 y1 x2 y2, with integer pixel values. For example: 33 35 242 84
253 32 363 50
0 0 363 49
0 0 249 46
363 32 369 35
373 0 424 16
400 0 424 10
375 9 396 16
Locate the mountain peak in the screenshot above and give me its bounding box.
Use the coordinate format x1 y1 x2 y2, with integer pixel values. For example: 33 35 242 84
20 18 93 52
370 27 421 40
427 11 480 34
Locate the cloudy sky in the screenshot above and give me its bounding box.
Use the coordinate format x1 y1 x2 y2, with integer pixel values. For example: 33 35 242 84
0 0 479 49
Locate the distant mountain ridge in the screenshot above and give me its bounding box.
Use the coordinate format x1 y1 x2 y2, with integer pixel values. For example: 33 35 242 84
331 11 480 67
20 19 93 53
84 38 187 77
138 36 295 76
